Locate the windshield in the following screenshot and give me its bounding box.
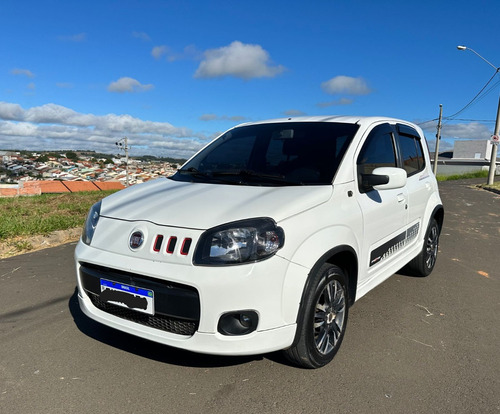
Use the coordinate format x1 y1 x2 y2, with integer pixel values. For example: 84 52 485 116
172 122 359 186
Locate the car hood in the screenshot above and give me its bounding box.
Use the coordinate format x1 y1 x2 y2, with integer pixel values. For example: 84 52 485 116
100 178 333 229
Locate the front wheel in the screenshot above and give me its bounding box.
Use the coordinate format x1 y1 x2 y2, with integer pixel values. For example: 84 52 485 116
284 264 348 369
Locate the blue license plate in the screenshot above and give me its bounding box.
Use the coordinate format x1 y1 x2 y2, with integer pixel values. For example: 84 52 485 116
100 279 154 315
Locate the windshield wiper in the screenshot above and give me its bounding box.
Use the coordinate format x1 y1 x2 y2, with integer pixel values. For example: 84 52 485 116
178 167 209 177
213 169 302 185
177 167 240 184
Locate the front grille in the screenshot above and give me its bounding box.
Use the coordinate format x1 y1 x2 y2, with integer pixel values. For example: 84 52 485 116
87 291 197 336
79 262 200 337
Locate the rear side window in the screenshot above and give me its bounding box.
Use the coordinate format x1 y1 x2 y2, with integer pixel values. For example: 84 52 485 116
397 125 425 176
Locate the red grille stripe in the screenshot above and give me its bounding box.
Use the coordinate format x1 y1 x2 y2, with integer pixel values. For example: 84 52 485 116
166 237 177 254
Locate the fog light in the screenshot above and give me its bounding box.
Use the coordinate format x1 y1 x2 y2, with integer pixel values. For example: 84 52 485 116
239 314 252 328
218 311 258 336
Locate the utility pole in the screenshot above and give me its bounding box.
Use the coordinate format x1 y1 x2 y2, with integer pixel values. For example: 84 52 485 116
433 104 443 176
116 137 130 187
487 95 500 185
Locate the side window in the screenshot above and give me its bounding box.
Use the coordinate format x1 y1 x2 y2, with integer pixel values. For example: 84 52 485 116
397 126 426 176
357 124 397 192
399 135 420 175
357 125 397 175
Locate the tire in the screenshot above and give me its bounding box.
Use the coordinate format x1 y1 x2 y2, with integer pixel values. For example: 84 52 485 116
284 264 348 369
406 218 440 277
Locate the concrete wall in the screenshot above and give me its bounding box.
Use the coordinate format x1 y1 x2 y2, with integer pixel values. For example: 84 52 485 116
435 163 499 177
0 180 125 197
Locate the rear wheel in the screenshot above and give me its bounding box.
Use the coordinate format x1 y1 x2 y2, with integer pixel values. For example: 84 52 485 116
284 264 348 369
406 218 440 277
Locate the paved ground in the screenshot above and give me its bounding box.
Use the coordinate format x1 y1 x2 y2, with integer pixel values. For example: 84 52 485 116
1 179 499 414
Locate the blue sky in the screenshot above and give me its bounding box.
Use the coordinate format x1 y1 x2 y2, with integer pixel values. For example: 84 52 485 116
1 0 499 158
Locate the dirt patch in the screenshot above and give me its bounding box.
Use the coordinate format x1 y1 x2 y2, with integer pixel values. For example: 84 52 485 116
476 184 500 196
0 228 81 259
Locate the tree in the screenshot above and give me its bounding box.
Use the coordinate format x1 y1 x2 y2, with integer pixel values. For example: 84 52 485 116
36 154 49 163
66 151 78 161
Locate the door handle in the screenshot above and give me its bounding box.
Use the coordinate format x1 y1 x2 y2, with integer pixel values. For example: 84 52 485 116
397 193 406 203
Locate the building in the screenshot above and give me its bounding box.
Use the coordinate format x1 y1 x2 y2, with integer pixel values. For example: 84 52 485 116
433 140 499 176
452 140 496 161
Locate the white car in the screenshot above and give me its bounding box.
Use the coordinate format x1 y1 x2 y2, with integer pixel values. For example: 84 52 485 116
75 116 444 368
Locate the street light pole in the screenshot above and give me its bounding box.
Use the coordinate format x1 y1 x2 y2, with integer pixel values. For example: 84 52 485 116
457 45 500 185
433 104 443 176
489 96 500 185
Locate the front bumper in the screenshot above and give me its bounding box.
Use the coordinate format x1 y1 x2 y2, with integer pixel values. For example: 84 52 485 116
75 240 307 356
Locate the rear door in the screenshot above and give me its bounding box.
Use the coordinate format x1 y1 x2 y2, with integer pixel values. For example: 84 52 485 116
395 124 432 248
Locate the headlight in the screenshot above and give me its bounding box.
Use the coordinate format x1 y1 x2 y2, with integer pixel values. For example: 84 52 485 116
194 218 285 266
82 201 102 246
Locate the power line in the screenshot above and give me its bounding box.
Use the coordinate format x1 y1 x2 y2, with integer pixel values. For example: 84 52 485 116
444 70 499 120
417 70 500 126
446 118 496 123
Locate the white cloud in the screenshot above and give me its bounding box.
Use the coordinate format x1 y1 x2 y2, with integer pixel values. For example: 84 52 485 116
166 45 202 62
11 68 35 78
151 44 202 62
200 114 218 121
199 114 248 122
321 76 371 95
0 102 24 120
194 41 286 80
151 45 169 59
107 77 154 93
0 102 209 158
132 31 151 41
421 121 493 140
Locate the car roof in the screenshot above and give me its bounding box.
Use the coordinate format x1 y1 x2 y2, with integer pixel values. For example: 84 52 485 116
235 115 418 129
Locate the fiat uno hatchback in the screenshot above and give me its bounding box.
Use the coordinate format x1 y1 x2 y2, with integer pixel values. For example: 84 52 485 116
75 116 444 368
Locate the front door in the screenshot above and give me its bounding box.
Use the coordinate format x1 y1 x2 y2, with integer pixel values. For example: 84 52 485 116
355 123 409 290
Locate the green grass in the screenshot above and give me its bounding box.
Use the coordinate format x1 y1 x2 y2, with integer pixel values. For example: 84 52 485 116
0 191 116 241
436 170 489 182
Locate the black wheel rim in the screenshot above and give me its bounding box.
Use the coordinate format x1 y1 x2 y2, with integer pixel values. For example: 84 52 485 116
425 225 439 269
313 278 346 355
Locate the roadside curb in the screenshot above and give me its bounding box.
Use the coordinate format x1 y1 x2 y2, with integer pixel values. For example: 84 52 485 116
476 185 500 196
0 228 81 259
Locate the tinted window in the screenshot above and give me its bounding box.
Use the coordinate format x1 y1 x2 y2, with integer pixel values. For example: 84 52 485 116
397 124 425 176
174 122 359 186
356 124 397 192
357 125 397 176
399 134 425 175
199 134 256 171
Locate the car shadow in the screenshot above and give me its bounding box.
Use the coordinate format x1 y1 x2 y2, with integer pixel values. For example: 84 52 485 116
68 288 288 368
395 265 427 278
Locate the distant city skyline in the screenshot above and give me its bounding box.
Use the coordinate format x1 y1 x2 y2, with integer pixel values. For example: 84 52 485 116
1 0 499 158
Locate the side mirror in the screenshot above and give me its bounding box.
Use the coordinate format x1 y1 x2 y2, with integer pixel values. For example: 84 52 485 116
361 167 407 192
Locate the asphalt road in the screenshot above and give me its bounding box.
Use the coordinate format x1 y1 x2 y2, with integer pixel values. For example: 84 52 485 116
1 179 499 414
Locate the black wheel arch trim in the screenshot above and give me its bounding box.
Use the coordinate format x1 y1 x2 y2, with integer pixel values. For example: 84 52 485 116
290 245 358 348
430 204 445 231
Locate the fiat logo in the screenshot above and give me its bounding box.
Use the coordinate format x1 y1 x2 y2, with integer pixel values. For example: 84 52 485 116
129 231 144 249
